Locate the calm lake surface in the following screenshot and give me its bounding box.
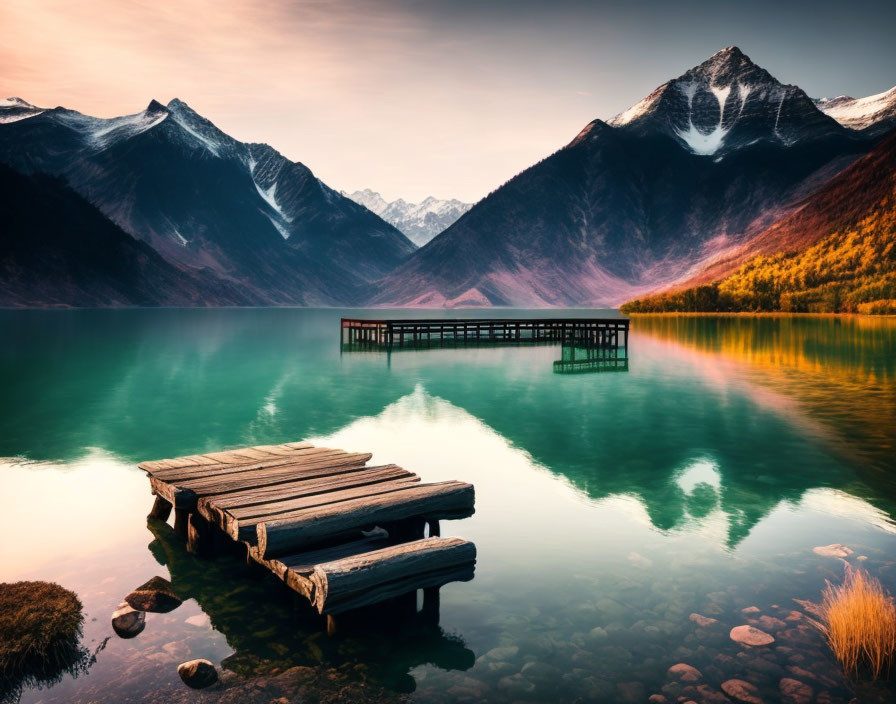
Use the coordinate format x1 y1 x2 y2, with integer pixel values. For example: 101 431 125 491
1 309 895 703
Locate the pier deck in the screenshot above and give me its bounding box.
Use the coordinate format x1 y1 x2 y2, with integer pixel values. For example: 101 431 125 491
342 316 629 348
139 442 476 617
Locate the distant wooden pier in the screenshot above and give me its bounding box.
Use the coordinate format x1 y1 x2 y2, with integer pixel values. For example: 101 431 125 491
139 442 475 624
342 317 629 348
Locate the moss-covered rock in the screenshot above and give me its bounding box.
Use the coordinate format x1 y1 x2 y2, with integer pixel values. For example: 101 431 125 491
0 581 88 703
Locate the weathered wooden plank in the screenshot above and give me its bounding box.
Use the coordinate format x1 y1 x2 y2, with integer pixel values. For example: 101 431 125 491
225 477 422 542
220 465 420 518
151 454 373 510
309 537 476 614
279 534 394 574
228 447 280 460
325 564 475 615
174 453 373 492
252 443 312 456
139 443 315 474
206 465 415 511
256 481 475 558
263 535 394 598
149 447 346 482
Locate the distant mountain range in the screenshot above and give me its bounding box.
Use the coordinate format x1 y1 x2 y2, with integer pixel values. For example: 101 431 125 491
0 97 413 306
341 189 471 246
1 47 894 309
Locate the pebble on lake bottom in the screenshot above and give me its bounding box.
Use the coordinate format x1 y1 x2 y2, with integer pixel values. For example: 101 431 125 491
177 659 218 689
812 544 853 558
730 624 775 646
111 601 145 639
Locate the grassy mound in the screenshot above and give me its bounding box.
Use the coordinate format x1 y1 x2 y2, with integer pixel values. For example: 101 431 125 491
0 581 87 702
816 567 896 679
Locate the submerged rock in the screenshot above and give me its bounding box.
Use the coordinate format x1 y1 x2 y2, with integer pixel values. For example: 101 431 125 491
792 598 823 617
111 601 145 639
667 663 702 682
177 658 218 689
125 576 181 613
730 625 775 647
689 613 719 627
481 645 519 662
497 673 535 696
721 678 764 704
757 615 786 631
812 544 852 558
779 677 813 703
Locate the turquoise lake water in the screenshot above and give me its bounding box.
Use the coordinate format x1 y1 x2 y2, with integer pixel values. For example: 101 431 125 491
1 309 895 703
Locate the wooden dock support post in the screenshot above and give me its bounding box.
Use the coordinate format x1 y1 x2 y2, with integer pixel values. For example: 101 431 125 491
326 613 339 636
149 495 172 521
421 586 440 625
187 512 213 556
173 508 190 539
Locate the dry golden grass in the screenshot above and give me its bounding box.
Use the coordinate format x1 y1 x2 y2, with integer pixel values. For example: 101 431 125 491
0 581 89 703
815 566 896 679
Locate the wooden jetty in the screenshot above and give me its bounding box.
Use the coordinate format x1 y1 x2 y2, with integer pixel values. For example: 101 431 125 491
139 442 476 620
342 317 629 348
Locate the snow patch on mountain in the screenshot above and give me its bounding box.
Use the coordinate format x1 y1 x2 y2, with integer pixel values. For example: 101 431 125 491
254 181 292 224
0 109 45 124
88 108 168 148
815 86 896 130
674 82 731 155
0 97 46 123
610 92 659 126
263 212 291 240
342 188 472 246
170 112 222 156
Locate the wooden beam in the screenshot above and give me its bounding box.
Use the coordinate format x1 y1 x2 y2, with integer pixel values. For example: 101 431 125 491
215 476 423 542
309 536 476 614
256 481 474 558
149 495 172 521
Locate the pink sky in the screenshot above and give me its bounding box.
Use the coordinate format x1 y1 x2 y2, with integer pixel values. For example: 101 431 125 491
2 0 892 202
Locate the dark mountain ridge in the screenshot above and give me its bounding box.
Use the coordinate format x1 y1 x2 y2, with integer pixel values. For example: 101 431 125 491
0 163 256 307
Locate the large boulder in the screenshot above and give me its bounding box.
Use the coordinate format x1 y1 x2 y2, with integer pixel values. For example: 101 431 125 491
177 659 218 689
124 576 181 613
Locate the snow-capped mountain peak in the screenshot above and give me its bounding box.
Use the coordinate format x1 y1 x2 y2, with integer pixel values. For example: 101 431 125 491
609 46 843 156
0 97 46 124
341 189 473 246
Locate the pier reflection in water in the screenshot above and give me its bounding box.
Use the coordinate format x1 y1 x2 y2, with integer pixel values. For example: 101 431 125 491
553 342 629 374
145 517 474 692
341 316 630 374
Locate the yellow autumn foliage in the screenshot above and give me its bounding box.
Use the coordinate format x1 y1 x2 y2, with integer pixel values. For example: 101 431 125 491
622 191 896 314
